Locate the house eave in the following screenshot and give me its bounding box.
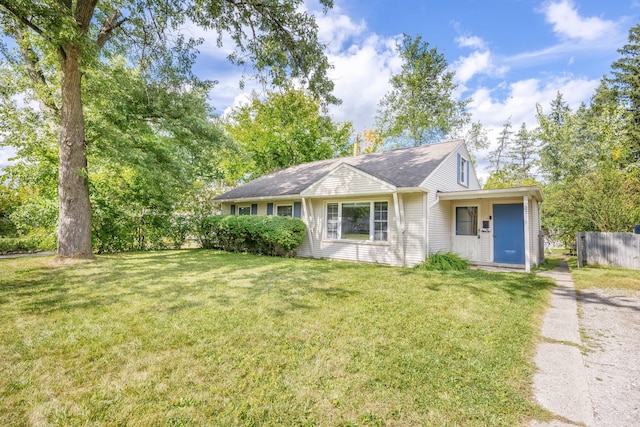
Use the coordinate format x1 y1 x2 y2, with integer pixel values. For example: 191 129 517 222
216 194 302 204
437 186 543 202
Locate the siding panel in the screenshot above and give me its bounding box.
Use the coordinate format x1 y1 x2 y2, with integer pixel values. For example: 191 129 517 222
304 165 394 197
402 193 425 266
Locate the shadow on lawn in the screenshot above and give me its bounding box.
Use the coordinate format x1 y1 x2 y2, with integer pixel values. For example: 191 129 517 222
406 268 554 301
1 250 360 315
1 250 552 316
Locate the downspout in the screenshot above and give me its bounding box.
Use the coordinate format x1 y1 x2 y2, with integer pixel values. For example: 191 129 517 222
301 197 316 258
538 200 543 263
393 192 405 266
426 192 440 257
523 195 531 273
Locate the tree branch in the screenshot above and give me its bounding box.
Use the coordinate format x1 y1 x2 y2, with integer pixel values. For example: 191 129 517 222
96 10 127 50
0 2 45 35
74 0 98 32
14 26 60 115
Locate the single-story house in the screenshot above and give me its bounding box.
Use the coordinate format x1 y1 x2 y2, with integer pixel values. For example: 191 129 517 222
214 139 544 271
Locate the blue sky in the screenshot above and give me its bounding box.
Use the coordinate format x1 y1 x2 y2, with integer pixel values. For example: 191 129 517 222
1 0 638 178
192 0 638 177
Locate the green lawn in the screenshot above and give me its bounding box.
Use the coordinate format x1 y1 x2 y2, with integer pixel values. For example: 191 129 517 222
566 257 640 291
0 250 553 426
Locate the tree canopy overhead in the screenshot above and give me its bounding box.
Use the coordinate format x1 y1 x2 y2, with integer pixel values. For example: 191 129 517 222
0 0 339 258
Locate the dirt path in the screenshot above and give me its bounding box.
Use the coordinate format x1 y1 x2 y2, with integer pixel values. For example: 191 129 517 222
578 288 640 426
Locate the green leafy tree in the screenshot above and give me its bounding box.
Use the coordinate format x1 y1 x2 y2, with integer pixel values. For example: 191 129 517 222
543 167 640 243
375 34 470 146
224 88 353 181
0 0 337 259
2 58 229 252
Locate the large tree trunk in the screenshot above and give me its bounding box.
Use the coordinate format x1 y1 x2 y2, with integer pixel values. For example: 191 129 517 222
57 44 93 259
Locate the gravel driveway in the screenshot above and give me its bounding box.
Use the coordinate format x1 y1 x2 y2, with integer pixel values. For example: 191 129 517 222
578 288 640 426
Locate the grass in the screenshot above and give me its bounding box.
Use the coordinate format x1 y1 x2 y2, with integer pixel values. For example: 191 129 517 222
0 250 553 426
415 251 469 271
535 257 561 271
566 258 640 291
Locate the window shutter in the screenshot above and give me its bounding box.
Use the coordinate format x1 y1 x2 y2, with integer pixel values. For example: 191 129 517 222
266 203 273 215
230 204 236 215
457 153 461 184
465 159 470 186
293 202 302 218
251 204 258 215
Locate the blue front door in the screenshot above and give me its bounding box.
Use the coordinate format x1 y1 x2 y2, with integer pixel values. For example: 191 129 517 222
493 203 525 264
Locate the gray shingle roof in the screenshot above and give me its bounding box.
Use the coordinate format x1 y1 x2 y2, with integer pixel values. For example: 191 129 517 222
214 139 462 200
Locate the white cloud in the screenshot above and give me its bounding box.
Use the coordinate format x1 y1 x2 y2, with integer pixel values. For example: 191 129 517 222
315 11 368 54
451 33 508 85
455 35 487 50
453 50 509 84
542 0 619 41
311 8 400 132
326 33 400 132
467 74 600 179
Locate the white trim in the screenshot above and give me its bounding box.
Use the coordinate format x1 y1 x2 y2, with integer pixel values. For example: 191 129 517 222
323 200 390 243
301 163 396 197
451 201 482 263
393 192 405 266
426 192 439 256
523 196 531 273
396 187 429 194
220 195 300 203
459 156 468 187
454 205 479 236
438 186 543 202
301 198 316 258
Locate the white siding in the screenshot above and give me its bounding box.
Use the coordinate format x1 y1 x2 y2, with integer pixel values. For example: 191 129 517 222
303 164 394 197
298 196 407 266
529 198 542 267
402 193 426 266
427 193 451 255
478 199 492 263
421 143 481 256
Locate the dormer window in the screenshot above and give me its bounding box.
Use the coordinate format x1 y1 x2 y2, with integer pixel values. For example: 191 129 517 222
457 153 470 187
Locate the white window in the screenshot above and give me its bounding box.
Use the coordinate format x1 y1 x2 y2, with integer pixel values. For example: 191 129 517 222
460 157 467 184
456 206 478 236
238 206 251 216
276 204 293 217
457 153 470 187
325 201 388 241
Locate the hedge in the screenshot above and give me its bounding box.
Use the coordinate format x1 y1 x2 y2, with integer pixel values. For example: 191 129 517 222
198 215 306 256
0 234 56 255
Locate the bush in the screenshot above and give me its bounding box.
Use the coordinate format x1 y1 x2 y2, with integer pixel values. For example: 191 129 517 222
0 232 55 255
198 215 306 256
414 251 469 271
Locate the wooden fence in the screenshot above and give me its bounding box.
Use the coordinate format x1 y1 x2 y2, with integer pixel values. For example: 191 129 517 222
576 232 640 270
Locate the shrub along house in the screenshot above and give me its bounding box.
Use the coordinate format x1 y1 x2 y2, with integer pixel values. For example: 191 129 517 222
214 139 544 271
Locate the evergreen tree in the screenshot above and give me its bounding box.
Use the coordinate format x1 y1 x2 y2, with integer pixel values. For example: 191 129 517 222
610 22 640 161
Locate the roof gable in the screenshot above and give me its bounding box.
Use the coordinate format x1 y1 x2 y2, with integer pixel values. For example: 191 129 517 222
214 139 463 201
301 163 396 197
